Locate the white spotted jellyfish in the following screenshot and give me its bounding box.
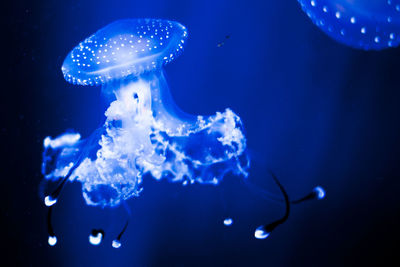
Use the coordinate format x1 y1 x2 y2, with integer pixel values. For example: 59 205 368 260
41 18 325 248
297 0 400 50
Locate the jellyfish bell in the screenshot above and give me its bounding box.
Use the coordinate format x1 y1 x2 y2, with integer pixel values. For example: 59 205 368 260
297 0 400 50
62 19 187 86
62 18 193 134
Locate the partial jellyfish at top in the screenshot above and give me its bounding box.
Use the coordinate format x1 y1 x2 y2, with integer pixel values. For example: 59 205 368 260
41 18 325 248
297 0 400 50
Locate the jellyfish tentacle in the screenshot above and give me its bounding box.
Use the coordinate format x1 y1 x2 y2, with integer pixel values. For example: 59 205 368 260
111 201 131 249
112 220 129 249
44 162 79 206
291 186 326 204
253 171 326 239
254 171 289 239
218 186 234 227
46 206 57 246
241 177 284 204
242 175 325 204
89 229 105 246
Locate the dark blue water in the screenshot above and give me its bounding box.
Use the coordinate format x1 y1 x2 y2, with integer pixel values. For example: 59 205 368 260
2 0 400 266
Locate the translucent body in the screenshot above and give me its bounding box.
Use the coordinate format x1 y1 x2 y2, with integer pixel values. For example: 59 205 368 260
298 0 400 49
42 71 248 207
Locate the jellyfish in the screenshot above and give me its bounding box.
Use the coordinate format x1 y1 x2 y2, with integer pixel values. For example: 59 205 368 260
297 0 400 50
41 18 249 246
41 18 325 247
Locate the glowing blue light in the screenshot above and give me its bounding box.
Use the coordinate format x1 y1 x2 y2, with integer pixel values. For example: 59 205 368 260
48 236 57 246
254 226 270 239
297 0 400 50
89 232 103 246
313 186 326 199
44 196 57 207
223 218 233 226
41 19 249 208
112 240 122 249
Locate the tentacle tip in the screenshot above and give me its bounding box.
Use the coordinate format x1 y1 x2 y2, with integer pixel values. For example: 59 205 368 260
48 235 57 246
313 186 326 200
112 240 122 249
89 230 104 246
254 226 270 239
44 196 57 207
223 218 233 226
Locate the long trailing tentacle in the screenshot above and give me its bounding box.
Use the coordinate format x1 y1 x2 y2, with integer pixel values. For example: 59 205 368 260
242 174 325 205
254 170 325 239
112 201 132 248
47 206 57 246
44 163 79 207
